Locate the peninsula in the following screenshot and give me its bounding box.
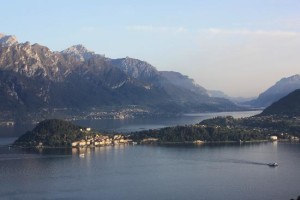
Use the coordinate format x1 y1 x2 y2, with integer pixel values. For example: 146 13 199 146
13 119 133 148
13 90 300 147
130 90 300 144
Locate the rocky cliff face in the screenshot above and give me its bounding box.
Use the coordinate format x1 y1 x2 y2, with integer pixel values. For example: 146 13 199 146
0 42 71 81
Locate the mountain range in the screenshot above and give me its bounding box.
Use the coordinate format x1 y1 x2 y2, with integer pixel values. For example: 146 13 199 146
248 74 300 108
207 90 255 103
208 74 300 107
0 33 238 121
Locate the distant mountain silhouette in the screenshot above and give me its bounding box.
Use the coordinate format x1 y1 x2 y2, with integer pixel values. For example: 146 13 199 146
208 90 254 103
249 74 300 108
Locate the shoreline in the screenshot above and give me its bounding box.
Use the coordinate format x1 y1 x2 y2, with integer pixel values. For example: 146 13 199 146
10 139 297 149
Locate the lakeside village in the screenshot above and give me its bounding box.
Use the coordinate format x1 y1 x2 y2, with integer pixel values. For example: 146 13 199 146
68 127 157 148
70 127 136 148
68 129 204 149
43 127 201 149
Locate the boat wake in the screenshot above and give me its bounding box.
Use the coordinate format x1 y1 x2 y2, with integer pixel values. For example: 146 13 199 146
217 158 275 166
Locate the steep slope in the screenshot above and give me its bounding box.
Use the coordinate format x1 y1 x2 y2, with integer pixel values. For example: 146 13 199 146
160 71 207 96
250 74 300 107
259 89 300 117
109 58 211 102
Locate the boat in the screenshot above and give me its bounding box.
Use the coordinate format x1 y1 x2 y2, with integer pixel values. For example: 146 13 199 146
268 162 278 167
79 153 85 158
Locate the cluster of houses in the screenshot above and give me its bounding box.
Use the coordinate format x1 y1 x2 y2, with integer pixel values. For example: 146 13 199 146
289 136 300 141
71 128 135 148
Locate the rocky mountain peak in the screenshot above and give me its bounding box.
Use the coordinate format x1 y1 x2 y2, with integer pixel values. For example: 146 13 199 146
61 44 96 61
0 41 70 81
0 33 18 46
109 57 159 80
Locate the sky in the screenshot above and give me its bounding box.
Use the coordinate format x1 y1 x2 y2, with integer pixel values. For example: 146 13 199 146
1 0 300 97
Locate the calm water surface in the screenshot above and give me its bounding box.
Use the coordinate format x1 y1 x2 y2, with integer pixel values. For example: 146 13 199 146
1 111 299 200
0 110 260 137
74 110 261 133
0 143 299 200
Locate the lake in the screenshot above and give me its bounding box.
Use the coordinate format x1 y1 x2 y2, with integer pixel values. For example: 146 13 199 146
0 142 299 200
0 110 260 137
74 110 261 133
0 110 299 200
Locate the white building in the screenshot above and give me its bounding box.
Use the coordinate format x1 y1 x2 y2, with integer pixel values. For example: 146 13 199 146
270 136 278 141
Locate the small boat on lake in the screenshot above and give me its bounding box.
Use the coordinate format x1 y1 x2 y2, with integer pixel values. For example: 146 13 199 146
268 162 278 167
79 153 85 158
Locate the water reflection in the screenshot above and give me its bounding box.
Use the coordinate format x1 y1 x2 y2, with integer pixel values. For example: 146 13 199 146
0 142 299 200
71 146 121 157
272 141 278 146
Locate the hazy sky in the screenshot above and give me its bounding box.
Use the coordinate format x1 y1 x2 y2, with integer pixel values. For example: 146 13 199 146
1 0 300 97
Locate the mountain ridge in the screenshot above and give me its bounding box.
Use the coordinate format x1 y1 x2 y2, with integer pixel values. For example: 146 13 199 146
248 74 300 107
0 33 240 122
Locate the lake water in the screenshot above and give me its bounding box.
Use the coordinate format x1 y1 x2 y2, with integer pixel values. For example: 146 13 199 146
0 142 299 200
0 110 260 137
74 110 261 133
1 110 299 200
